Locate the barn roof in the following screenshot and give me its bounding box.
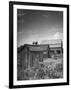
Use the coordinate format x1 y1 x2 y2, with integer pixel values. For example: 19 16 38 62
18 40 62 52
25 43 62 51
28 45 48 51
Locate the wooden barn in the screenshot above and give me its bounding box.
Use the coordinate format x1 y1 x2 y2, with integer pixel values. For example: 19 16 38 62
17 41 63 70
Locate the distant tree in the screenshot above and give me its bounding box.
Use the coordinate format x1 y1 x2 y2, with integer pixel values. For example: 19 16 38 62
35 41 38 45
33 41 38 45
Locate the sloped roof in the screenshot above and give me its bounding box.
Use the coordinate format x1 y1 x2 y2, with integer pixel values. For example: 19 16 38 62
50 43 61 48
27 44 61 51
18 40 62 52
29 45 48 51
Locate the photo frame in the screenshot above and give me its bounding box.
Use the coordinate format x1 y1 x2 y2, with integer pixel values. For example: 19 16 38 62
9 1 69 88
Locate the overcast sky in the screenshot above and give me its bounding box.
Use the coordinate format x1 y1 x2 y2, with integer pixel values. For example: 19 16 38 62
17 9 63 47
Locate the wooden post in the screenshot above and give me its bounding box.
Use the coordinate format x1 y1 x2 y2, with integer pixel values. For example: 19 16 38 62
61 40 63 54
48 45 50 58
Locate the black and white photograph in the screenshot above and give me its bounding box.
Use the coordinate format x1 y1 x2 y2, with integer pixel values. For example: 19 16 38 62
9 1 69 88
17 9 63 80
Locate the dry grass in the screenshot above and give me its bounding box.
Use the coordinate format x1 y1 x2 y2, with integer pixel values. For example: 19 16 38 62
17 57 63 80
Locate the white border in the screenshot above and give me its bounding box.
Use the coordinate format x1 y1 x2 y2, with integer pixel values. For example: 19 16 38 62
13 5 67 85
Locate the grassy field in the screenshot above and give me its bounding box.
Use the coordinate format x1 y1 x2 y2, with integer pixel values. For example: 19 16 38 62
17 56 63 80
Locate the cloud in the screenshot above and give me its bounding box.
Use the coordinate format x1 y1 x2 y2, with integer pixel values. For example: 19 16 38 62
40 32 63 44
53 32 63 40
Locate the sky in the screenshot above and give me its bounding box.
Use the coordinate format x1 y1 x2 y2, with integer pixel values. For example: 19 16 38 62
17 9 63 47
